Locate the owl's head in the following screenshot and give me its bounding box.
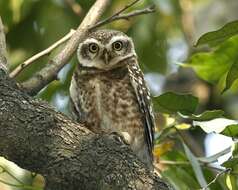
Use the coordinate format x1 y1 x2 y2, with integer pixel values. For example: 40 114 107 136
77 29 136 70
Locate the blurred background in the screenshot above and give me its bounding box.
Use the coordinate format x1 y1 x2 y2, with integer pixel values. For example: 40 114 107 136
1 0 238 189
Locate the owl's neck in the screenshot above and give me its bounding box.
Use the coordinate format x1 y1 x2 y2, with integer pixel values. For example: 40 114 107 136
76 64 128 79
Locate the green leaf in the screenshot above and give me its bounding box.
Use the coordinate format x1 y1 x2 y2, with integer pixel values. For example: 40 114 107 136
183 143 208 188
161 150 188 162
221 143 238 187
162 166 200 190
222 124 238 138
194 118 238 138
222 143 238 189
195 20 238 47
194 118 238 134
153 92 198 115
222 157 238 169
223 59 238 92
225 174 238 190
185 36 238 84
180 110 224 121
232 142 238 157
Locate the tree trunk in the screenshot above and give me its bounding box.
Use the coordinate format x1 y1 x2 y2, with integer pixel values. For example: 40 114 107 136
0 68 172 190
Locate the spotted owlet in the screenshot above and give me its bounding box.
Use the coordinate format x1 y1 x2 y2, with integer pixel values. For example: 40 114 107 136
70 29 155 168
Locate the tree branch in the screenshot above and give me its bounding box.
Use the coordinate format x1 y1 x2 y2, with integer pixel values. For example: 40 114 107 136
0 2 173 189
10 5 155 79
18 1 155 95
107 0 140 17
0 70 172 190
10 0 143 78
10 29 76 78
92 4 156 29
0 17 8 73
20 0 110 95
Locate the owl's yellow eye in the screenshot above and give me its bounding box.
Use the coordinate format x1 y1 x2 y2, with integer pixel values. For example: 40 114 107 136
89 43 99 53
112 41 123 51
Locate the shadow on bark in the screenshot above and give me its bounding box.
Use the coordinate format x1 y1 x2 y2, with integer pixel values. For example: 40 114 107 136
0 69 172 190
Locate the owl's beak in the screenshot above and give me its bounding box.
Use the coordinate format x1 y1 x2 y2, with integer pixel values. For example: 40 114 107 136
103 50 109 65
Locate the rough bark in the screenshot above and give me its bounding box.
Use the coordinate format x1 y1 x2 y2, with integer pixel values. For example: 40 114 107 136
0 68 172 190
0 1 173 189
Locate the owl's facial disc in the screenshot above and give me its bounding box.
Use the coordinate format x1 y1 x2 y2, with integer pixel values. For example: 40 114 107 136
77 38 103 68
77 35 136 70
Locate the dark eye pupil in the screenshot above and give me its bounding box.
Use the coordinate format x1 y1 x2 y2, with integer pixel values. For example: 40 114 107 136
91 45 97 50
115 43 121 49
89 43 98 52
114 42 122 50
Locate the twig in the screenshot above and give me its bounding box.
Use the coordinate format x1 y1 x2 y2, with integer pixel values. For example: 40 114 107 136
112 0 140 16
201 168 231 190
198 146 231 164
10 29 76 78
20 0 110 95
11 3 155 80
159 160 190 165
91 4 156 29
0 16 8 72
91 0 142 29
160 160 238 177
19 2 155 95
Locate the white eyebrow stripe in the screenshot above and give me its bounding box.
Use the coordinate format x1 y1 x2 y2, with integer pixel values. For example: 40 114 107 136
108 35 131 44
82 38 104 47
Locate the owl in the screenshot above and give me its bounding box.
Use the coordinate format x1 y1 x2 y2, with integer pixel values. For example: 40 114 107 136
70 29 155 168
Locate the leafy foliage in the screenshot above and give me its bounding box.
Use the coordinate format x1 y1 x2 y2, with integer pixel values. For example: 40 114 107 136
153 17 238 190
195 20 238 47
223 59 238 92
185 36 238 84
2 0 238 190
183 143 208 188
183 110 225 121
153 92 198 114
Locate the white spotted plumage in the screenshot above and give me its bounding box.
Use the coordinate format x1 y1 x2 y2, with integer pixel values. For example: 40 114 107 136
127 62 155 158
70 29 155 168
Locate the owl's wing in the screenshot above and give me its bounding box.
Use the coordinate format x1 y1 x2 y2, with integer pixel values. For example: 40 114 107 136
127 59 155 158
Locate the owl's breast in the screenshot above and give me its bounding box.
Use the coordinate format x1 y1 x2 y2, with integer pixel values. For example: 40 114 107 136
101 77 140 122
71 71 143 132
70 70 150 165
95 75 144 140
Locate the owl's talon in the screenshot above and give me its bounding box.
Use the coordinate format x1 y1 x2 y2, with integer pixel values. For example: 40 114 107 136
109 132 128 145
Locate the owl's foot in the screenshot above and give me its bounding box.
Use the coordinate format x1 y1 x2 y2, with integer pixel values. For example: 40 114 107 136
108 132 130 145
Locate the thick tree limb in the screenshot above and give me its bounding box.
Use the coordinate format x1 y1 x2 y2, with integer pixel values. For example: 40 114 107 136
0 70 172 190
0 1 172 189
